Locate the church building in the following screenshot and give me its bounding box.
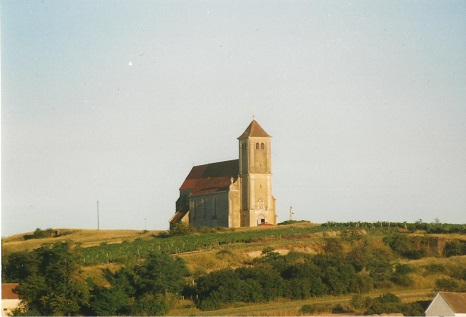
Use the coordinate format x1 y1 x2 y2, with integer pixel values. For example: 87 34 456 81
169 120 277 228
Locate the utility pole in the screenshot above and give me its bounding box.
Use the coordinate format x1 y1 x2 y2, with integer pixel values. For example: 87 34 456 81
97 200 100 230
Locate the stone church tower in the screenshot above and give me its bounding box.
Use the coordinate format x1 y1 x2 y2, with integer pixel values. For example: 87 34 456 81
170 119 276 228
238 120 276 226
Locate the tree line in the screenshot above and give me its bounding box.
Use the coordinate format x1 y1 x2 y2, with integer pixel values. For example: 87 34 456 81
3 243 188 316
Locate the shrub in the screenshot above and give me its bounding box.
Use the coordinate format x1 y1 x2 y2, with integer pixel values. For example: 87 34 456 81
301 304 331 315
445 241 466 257
365 293 402 315
451 267 466 281
350 294 367 310
130 293 174 316
427 264 447 274
390 273 413 287
23 228 54 240
395 263 415 274
169 223 196 236
435 278 459 291
401 301 426 316
332 303 350 313
350 274 374 294
383 234 425 259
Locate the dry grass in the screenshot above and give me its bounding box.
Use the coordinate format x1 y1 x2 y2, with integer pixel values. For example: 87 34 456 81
4 226 460 316
2 229 162 253
180 248 250 275
403 255 466 289
182 289 434 316
81 263 122 288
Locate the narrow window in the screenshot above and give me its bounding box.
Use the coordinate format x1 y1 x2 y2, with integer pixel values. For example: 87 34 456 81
203 199 207 219
256 143 259 150
193 200 197 220
212 197 217 220
242 143 247 151
261 143 265 150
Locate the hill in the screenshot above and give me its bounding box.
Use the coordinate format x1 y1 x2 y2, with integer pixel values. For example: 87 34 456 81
2 228 161 253
2 222 465 316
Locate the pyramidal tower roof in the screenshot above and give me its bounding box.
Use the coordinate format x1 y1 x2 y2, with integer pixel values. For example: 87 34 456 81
238 120 271 139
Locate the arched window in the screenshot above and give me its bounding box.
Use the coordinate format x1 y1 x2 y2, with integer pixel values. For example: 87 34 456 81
256 143 259 149
261 143 265 150
242 143 246 151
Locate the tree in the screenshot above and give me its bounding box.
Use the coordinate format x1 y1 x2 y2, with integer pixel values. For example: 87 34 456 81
195 268 244 310
133 252 188 296
15 242 90 316
2 251 38 283
365 293 402 315
130 293 174 316
435 278 460 291
87 252 188 315
313 254 356 295
87 276 132 316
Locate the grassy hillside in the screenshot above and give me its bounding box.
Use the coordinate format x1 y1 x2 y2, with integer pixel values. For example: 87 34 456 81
2 222 465 316
2 228 161 253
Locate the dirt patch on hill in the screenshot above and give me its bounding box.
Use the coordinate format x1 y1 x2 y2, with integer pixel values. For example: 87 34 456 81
247 249 290 258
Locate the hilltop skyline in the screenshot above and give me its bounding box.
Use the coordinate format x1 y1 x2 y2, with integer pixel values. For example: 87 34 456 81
2 0 466 236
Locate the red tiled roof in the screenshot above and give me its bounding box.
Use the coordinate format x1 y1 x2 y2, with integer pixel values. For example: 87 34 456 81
440 292 466 313
238 120 271 139
179 159 239 196
2 283 19 300
191 176 233 196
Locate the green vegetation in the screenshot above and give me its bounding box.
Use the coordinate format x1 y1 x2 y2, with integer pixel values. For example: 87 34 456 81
2 221 465 316
9 243 89 316
6 243 188 316
185 237 439 311
85 252 188 316
359 293 428 316
77 223 339 265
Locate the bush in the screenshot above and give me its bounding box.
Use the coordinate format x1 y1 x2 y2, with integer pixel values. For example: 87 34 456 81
427 264 447 274
445 241 466 257
350 294 366 310
130 293 174 316
301 304 331 315
451 267 466 281
390 273 413 287
395 263 415 275
23 228 55 240
365 293 402 315
401 301 426 316
169 223 196 236
332 303 350 313
435 278 459 291
383 234 425 259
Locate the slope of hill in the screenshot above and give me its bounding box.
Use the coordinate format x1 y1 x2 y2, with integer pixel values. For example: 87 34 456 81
2 222 465 316
2 228 161 253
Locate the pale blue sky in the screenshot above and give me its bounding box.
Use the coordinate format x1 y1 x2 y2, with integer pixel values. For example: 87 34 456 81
2 0 466 236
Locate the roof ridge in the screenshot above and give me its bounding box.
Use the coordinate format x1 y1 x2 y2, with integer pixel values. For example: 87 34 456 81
191 158 238 168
